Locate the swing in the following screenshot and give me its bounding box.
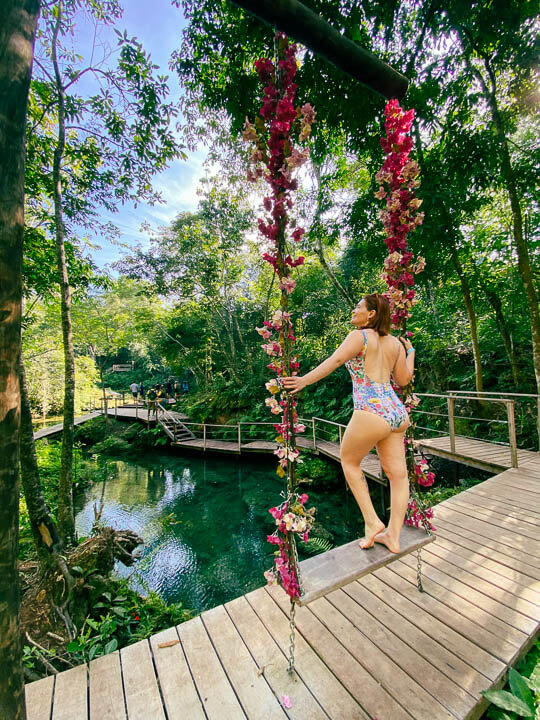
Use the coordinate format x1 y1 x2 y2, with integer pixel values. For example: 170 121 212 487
241 14 435 673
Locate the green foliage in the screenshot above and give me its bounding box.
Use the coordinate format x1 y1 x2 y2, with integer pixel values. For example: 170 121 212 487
484 640 540 719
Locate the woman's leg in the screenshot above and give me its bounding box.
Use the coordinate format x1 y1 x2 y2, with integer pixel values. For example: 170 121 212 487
374 423 409 553
340 410 392 548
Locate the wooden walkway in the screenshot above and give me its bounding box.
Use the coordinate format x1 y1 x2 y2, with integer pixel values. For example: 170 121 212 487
25 457 540 720
417 435 539 474
33 412 102 440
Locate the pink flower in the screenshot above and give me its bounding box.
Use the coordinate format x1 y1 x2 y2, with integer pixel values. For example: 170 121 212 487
279 276 296 294
256 326 272 339
281 695 293 709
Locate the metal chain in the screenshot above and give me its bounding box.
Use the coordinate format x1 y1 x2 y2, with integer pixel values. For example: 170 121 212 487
287 597 296 673
416 547 424 593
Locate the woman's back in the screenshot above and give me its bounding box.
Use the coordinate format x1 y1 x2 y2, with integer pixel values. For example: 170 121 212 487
362 329 400 384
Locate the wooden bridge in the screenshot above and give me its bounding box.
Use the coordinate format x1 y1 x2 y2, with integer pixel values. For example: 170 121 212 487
35 391 540 485
25 454 540 720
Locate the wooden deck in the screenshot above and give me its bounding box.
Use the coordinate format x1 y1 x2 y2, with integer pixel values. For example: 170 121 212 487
25 458 540 720
33 412 102 440
417 435 539 473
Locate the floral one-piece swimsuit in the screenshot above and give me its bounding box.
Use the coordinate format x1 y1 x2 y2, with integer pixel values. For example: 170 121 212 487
345 329 408 431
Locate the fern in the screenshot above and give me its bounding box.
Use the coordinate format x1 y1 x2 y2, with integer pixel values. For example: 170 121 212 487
302 536 334 555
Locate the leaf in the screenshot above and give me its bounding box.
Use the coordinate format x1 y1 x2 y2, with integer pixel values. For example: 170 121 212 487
527 664 540 694
157 639 179 649
508 668 535 712
481 689 534 717
66 641 80 652
104 639 118 654
88 645 100 661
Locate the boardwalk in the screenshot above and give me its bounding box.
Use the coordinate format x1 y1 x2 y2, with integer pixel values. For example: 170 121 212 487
25 455 540 720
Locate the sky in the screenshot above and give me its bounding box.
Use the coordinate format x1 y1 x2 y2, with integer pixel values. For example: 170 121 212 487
69 0 208 270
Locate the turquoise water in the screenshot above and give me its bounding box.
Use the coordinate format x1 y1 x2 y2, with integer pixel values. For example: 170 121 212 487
75 451 368 614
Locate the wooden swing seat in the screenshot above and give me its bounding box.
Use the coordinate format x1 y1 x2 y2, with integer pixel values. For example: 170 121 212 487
296 526 435 606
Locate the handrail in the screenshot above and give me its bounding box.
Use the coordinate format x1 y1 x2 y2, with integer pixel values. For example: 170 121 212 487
445 390 539 399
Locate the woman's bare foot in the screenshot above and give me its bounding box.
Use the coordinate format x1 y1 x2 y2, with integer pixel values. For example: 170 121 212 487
359 522 386 549
374 529 401 554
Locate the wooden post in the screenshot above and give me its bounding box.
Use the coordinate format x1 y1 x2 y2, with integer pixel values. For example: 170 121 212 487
238 423 241 452
203 424 207 451
312 417 316 449
447 396 455 453
114 397 118 418
338 425 342 446
135 402 138 420
229 0 409 100
104 397 108 418
506 400 518 468
174 423 177 441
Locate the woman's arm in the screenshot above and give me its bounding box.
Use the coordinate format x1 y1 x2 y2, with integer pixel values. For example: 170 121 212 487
392 337 415 386
281 330 365 395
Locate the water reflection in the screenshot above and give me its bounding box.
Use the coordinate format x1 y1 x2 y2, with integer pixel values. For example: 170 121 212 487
75 451 363 614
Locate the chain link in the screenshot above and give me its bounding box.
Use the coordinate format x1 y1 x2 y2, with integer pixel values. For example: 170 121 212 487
287 597 296 673
416 547 424 593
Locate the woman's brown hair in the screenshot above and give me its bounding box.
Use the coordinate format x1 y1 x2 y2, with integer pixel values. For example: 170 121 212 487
363 293 391 336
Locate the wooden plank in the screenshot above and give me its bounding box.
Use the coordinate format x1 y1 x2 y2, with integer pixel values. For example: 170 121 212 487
376 563 518 665
400 552 536 635
177 615 246 719
350 573 500 691
439 499 540 538
430 516 540 581
89 651 126 720
225 593 330 720
25 675 55 720
311 589 474 719
444 493 540 526
201 603 288 719
265 584 414 720
433 506 540 561
149 626 205 720
425 543 540 612
392 557 527 651
297 525 435 606
486 474 540 493
120 640 166 720
457 485 540 518
52 663 88 720
432 533 540 590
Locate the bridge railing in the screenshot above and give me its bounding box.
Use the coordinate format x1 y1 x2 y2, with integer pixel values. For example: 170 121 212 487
412 392 527 466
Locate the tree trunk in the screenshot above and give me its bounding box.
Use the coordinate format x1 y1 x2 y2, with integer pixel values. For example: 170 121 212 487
0 2 40 718
52 0 76 545
463 49 540 395
229 0 408 100
19 355 65 570
482 285 520 387
449 242 484 393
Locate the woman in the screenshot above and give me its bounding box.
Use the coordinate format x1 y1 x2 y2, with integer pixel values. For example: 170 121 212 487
281 293 415 554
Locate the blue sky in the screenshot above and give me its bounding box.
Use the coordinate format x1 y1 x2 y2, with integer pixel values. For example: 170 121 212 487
74 0 208 269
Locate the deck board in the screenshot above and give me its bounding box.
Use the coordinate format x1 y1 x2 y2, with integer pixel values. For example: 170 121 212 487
26 453 540 720
88 651 126 720
149 626 206 720
25 674 54 720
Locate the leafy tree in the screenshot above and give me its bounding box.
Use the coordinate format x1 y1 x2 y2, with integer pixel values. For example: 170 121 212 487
30 0 185 543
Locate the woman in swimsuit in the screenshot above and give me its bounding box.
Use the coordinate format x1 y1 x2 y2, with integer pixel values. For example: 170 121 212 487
281 293 416 554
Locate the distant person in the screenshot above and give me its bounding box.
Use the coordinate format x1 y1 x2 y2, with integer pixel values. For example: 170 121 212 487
173 380 180 400
182 380 189 394
139 382 145 399
155 385 165 413
129 381 139 402
146 387 158 419
165 380 173 401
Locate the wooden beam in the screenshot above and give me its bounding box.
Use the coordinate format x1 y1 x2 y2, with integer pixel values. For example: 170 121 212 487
229 0 409 99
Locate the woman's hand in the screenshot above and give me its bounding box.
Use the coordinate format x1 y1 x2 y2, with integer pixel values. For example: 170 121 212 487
281 375 307 395
399 336 413 352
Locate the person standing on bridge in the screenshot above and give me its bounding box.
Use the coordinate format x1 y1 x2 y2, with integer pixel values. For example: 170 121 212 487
282 293 415 554
129 381 139 402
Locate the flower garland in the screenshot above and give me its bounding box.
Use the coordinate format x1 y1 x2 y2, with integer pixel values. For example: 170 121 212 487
243 33 317 600
375 99 435 531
